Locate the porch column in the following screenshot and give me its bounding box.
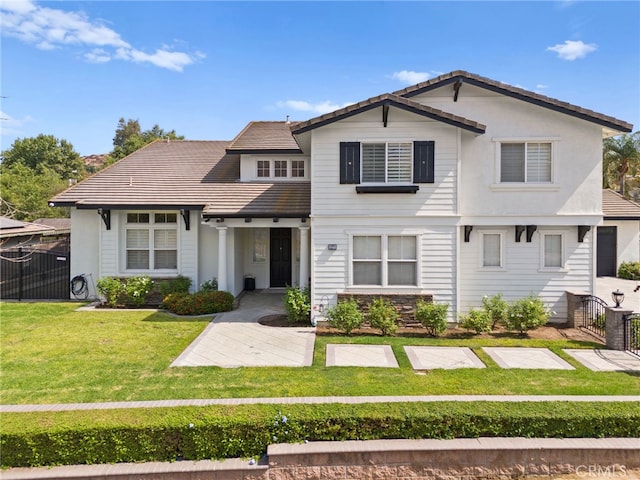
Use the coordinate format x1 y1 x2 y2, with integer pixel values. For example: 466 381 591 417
299 226 310 288
217 226 228 291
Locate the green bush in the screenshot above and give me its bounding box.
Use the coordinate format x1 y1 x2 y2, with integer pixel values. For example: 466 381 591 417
367 297 398 336
160 275 192 296
162 291 234 315
284 286 311 324
459 308 492 334
618 261 640 280
326 298 363 335
96 277 125 308
2 402 639 468
125 275 154 307
482 293 509 329
415 300 448 337
200 278 218 292
505 295 550 334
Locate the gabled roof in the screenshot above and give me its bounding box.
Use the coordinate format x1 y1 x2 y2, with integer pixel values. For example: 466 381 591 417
226 121 303 154
393 70 633 135
603 189 640 220
50 140 310 217
290 93 486 135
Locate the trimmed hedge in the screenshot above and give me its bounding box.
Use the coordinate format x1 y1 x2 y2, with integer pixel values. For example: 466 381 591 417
161 290 234 315
2 402 639 468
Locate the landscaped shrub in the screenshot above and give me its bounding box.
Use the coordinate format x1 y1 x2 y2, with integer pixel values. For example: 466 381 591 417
162 291 234 315
367 297 398 336
414 300 448 337
125 275 154 307
96 277 125 307
482 293 509 329
326 297 363 335
3 402 639 468
200 278 218 292
160 275 192 296
505 295 550 334
618 261 640 280
284 285 311 324
459 308 492 334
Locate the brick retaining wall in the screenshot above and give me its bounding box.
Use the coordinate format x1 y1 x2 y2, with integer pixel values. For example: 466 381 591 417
337 293 433 325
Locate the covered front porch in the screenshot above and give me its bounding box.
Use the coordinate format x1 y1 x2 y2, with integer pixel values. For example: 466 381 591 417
201 217 310 295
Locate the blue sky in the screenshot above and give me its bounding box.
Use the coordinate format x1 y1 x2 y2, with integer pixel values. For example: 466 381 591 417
1 0 639 156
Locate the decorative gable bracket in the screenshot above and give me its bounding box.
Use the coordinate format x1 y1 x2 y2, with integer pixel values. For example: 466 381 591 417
180 209 191 231
97 208 111 230
526 225 537 243
382 104 389 127
515 225 526 243
577 225 591 243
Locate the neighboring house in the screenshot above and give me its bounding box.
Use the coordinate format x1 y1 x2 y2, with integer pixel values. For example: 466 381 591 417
50 70 632 322
0 216 70 250
598 189 640 277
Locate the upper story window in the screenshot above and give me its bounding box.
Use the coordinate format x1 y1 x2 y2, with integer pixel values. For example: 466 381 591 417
291 160 305 177
274 160 287 177
125 212 177 271
340 141 434 186
257 160 270 178
500 142 552 183
362 142 412 183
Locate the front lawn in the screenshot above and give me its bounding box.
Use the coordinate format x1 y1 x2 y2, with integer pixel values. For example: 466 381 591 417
1 302 639 405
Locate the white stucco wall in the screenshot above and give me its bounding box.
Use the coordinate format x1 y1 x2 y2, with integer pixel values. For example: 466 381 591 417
603 219 640 265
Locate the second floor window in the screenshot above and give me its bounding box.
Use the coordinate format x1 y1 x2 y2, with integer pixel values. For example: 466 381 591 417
291 160 305 177
362 142 412 183
501 142 552 183
257 160 270 178
274 160 287 177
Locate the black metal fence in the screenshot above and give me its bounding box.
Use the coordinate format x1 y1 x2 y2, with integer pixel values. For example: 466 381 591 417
580 295 608 339
623 313 640 358
0 246 71 300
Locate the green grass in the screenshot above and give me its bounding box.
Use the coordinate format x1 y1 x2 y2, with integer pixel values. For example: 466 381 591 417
1 302 639 405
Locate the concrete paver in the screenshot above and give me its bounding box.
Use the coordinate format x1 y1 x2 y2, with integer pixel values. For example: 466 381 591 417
563 348 640 371
326 344 399 367
483 347 575 370
404 346 486 370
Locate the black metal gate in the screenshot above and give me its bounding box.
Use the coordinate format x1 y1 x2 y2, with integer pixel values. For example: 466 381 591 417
580 295 608 338
623 313 640 358
0 246 71 300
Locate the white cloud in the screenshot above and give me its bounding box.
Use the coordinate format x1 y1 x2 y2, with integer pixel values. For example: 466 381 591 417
0 0 203 72
546 40 597 61
0 110 34 137
390 70 433 85
276 100 354 115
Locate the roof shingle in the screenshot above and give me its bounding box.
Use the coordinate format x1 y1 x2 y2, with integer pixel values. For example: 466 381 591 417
603 189 640 220
226 121 302 153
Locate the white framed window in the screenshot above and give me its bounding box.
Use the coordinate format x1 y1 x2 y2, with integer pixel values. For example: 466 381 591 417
500 142 552 183
257 160 270 178
125 212 177 271
274 160 287 177
481 232 503 269
252 228 268 263
362 142 412 183
541 233 563 269
352 234 417 286
291 160 305 178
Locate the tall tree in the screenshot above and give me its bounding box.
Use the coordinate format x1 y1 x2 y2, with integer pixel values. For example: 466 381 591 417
603 132 640 196
1 134 86 180
108 118 185 161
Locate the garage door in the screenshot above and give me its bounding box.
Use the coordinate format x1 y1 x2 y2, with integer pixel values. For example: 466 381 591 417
597 226 617 277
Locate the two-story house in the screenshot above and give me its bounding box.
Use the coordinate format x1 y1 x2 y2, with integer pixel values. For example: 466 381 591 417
51 71 632 322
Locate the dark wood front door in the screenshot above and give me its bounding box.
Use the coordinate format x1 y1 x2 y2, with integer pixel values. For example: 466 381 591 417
597 226 617 277
270 228 292 287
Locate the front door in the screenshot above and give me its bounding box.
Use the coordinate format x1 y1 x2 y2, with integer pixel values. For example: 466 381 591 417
597 226 617 277
270 228 292 287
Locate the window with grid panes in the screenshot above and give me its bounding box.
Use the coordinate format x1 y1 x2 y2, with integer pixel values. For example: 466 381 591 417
257 160 270 178
125 212 177 271
274 160 287 177
291 160 305 177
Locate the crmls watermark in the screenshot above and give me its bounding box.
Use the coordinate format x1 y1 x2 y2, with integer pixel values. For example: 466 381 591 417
576 464 628 477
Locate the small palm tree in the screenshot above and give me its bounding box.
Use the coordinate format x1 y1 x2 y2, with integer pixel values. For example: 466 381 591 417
603 132 640 197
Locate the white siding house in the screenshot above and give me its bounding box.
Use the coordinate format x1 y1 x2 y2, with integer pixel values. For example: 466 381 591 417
51 71 632 323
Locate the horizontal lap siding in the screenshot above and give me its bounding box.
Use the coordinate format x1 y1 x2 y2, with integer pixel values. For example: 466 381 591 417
311 119 458 217
311 219 457 320
459 226 592 322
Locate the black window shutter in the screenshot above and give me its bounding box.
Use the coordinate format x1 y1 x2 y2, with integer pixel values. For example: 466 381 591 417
413 141 435 183
340 142 360 184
